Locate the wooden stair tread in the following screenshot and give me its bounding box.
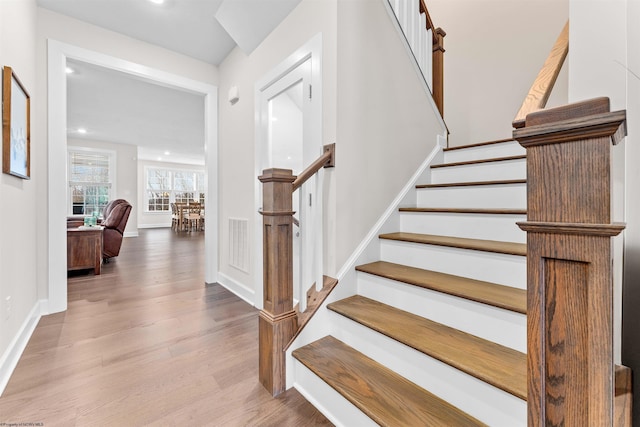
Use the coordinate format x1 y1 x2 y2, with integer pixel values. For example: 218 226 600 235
431 154 526 169
399 207 527 215
356 261 526 314
443 138 515 151
292 336 487 427
416 179 526 189
379 232 527 256
328 296 527 400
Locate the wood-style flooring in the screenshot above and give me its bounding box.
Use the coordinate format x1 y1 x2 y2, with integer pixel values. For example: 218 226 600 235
0 228 331 426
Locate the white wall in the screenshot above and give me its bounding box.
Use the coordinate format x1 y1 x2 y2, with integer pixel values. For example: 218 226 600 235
0 0 40 393
67 138 138 235
428 0 569 147
137 159 205 229
568 0 629 364
333 0 446 272
622 0 640 422
217 0 338 302
571 0 640 423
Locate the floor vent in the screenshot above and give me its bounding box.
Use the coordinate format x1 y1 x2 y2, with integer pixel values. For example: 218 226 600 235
229 218 249 272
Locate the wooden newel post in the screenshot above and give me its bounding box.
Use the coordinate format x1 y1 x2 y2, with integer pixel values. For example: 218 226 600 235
513 98 627 426
258 168 299 396
432 27 446 117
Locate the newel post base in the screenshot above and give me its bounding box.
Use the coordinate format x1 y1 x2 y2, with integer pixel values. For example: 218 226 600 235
258 310 298 395
258 168 298 396
513 98 627 426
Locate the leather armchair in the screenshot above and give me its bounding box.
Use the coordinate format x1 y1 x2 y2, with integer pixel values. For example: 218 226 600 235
101 199 132 260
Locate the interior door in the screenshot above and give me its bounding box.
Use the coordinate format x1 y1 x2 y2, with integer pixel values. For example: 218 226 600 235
258 58 317 306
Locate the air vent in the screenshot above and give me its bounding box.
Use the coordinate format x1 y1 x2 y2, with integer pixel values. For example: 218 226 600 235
229 218 249 272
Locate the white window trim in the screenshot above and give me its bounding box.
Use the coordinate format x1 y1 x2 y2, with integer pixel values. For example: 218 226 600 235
67 146 117 215
143 165 205 213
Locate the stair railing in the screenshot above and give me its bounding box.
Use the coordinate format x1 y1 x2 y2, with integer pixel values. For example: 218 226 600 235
387 0 446 116
257 143 335 397
512 21 569 129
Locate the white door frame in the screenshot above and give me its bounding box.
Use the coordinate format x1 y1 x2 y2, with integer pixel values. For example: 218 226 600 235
47 40 219 314
253 34 322 310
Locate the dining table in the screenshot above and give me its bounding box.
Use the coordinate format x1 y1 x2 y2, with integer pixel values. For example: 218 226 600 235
174 202 203 231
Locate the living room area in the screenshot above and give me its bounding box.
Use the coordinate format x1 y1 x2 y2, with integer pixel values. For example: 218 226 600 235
63 56 209 277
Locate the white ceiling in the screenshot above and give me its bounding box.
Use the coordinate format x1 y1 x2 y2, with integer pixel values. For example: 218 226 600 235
38 0 302 164
66 59 206 164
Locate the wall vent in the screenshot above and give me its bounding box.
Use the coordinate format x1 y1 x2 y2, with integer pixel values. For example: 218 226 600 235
229 218 249 273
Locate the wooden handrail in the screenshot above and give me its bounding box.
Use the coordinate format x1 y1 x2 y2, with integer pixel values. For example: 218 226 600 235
292 144 335 191
389 0 445 117
418 0 436 42
418 0 446 117
513 21 569 129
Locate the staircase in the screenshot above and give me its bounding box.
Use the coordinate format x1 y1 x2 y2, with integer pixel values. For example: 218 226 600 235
292 138 529 426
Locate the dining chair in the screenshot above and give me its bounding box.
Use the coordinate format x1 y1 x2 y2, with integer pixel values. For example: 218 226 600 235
170 203 179 230
185 203 203 231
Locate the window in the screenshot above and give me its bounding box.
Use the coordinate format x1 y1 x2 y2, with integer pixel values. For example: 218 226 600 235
68 150 114 216
145 167 205 212
147 169 171 212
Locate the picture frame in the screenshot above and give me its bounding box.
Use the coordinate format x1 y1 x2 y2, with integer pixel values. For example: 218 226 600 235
2 66 31 179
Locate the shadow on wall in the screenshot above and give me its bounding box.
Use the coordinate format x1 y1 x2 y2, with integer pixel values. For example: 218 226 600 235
622 245 640 424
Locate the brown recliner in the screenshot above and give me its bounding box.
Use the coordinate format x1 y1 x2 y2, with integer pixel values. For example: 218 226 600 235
102 199 132 260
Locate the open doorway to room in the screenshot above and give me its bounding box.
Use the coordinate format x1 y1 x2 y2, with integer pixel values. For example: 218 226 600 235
254 34 322 310
48 41 218 313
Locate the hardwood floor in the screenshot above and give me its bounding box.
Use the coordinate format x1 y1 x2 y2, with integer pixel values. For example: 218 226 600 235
0 228 331 426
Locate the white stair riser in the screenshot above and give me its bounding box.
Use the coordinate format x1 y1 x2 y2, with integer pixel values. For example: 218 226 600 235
330 314 527 426
400 212 526 243
416 184 527 209
380 239 526 289
293 362 378 427
431 159 526 184
356 273 526 352
444 141 525 163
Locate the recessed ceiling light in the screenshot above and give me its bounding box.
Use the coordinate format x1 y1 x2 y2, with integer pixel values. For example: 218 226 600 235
164 151 170 155
77 128 87 134
65 67 74 74
157 157 163 161
149 0 165 4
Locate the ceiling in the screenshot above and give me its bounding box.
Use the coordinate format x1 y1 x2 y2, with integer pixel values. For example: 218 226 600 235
38 0 303 164
66 59 206 164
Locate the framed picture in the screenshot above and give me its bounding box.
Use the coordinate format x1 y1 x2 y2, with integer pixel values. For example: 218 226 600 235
2 66 30 179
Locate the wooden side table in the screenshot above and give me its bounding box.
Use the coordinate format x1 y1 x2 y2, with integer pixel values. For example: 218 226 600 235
67 226 104 275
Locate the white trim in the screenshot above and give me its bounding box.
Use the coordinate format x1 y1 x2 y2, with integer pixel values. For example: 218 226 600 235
47 40 219 314
336 139 445 280
381 0 447 134
253 33 323 310
67 147 117 215
123 231 140 237
216 272 256 307
137 224 172 229
142 165 205 213
0 300 46 396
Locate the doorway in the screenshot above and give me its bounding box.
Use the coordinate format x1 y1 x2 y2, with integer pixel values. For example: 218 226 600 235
254 34 322 309
47 41 218 313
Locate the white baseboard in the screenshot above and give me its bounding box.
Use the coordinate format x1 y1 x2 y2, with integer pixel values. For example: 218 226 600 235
216 272 256 307
137 224 171 229
0 299 46 396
